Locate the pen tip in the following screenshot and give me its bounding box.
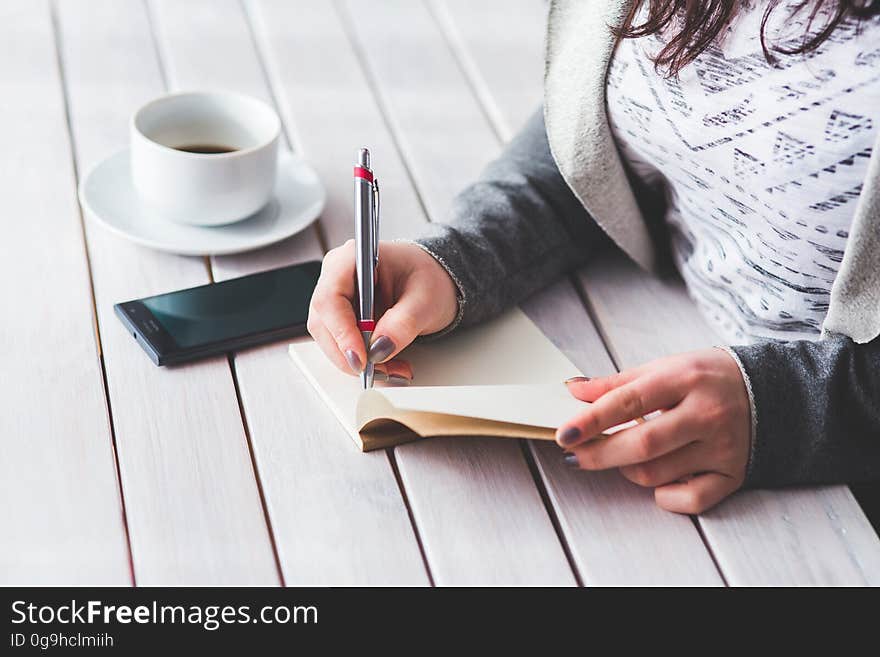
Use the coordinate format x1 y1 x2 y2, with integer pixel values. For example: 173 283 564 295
358 147 370 168
361 365 374 389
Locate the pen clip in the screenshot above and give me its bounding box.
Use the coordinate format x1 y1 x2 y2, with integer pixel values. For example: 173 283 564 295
372 177 380 267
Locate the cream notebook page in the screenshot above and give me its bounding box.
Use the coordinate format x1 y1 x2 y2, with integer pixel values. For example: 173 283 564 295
289 308 585 450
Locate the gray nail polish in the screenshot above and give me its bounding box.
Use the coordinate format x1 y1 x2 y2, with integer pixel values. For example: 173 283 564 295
372 371 411 386
368 335 396 364
344 349 363 374
562 453 579 468
557 426 582 447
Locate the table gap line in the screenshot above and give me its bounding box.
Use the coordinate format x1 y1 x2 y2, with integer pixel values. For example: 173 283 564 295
148 0 431 583
573 271 730 584
333 0 433 226
238 0 294 154
430 0 602 583
338 0 588 584
333 0 476 584
692 514 729 586
49 0 104 361
519 441 585 586
229 354 286 586
423 0 733 585
242 0 429 581
96 352 138 586
141 0 284 583
425 0 508 144
385 449 436 586
567 272 623 373
203 256 215 283
142 0 171 92
48 0 136 585
570 266 732 584
239 0 331 255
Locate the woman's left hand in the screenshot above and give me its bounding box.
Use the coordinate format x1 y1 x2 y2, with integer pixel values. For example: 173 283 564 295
557 348 751 514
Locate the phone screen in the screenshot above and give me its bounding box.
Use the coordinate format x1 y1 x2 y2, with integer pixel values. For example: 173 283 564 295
116 261 321 364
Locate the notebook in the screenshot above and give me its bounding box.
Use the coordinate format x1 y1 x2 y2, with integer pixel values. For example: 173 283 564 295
289 307 590 451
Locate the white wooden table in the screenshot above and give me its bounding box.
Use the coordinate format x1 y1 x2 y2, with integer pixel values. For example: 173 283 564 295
3 0 879 586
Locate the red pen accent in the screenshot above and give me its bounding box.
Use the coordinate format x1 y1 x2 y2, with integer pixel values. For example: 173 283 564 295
357 320 376 332
354 166 373 182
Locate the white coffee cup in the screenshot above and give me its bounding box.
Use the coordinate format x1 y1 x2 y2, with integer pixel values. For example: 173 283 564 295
131 91 281 226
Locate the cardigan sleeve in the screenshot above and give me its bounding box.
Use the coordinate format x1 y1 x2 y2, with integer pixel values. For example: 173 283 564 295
411 108 611 333
731 333 880 488
412 110 880 491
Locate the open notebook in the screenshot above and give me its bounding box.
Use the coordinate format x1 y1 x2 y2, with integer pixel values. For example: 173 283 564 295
289 308 588 451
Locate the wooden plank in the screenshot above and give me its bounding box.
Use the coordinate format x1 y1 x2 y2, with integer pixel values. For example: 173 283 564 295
341 0 721 585
578 256 880 585
248 0 432 252
251 0 576 585
340 0 571 585
55 0 277 585
439 0 880 586
429 0 546 141
524 287 721 585
701 480 880 585
0 0 130 585
149 0 429 584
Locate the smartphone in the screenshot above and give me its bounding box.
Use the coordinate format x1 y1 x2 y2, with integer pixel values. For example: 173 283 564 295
115 261 321 366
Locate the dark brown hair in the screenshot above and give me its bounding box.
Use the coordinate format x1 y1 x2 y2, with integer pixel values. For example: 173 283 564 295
615 0 880 76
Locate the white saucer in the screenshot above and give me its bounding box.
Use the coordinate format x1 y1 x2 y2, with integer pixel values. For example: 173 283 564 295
79 150 325 256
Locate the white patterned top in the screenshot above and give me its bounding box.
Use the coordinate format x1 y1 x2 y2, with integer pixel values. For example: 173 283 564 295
606 1 880 344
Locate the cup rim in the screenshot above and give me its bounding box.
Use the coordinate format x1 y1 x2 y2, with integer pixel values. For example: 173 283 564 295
130 90 281 160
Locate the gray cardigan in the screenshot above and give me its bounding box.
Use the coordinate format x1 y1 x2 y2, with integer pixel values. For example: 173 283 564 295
414 0 880 488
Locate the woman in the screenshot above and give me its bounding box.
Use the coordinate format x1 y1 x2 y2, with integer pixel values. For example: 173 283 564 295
308 0 880 515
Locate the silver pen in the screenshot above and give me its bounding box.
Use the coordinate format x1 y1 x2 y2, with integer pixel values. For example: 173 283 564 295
354 147 380 389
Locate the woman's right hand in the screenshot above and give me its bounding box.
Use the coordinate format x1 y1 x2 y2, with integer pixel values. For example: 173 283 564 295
307 240 459 382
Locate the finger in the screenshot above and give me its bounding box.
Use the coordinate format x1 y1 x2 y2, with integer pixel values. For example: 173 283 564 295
565 366 649 402
618 440 707 488
311 292 367 371
375 359 414 381
310 241 365 370
368 294 431 364
565 407 697 469
317 240 357 294
556 372 686 448
374 372 410 386
654 472 741 515
307 320 354 374
308 323 414 383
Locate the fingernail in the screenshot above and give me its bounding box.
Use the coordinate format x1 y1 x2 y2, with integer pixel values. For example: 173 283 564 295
373 371 411 386
557 426 582 447
565 376 591 384
562 453 579 468
344 349 363 374
368 335 396 363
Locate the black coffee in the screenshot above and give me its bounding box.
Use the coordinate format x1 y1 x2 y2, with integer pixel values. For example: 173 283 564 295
174 144 237 154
